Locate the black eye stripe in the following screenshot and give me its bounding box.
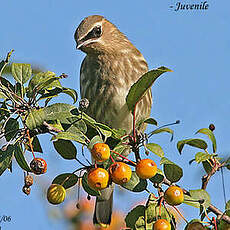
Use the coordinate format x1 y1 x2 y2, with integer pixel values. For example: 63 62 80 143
82 26 102 42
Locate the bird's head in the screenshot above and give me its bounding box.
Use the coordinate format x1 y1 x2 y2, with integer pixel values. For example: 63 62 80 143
74 15 130 54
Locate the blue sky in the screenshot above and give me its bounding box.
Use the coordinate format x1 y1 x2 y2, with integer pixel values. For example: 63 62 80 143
0 0 230 229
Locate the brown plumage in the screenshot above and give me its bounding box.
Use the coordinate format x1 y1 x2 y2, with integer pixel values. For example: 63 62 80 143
74 15 152 226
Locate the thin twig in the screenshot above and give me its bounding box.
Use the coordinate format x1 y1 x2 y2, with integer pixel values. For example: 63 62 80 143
201 160 224 190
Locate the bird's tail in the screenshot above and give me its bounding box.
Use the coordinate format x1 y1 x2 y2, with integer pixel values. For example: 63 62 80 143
93 183 114 226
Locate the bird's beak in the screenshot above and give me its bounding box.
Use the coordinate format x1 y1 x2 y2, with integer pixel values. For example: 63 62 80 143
76 39 98 50
76 40 84 49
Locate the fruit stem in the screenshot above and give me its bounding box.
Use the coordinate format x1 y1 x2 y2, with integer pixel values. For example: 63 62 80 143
172 206 188 224
159 197 163 216
204 208 212 222
110 155 116 164
111 150 136 165
212 217 217 230
26 129 35 159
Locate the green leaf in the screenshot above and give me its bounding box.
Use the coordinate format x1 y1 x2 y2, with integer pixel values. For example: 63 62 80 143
0 92 8 99
62 87 78 104
82 172 100 196
184 189 211 209
161 157 183 183
160 157 173 165
66 125 84 137
95 123 112 139
0 60 5 74
5 118 19 141
196 128 217 153
0 102 10 121
46 120 64 131
32 136 43 153
145 143 164 158
125 201 175 230
25 108 46 130
146 201 172 224
149 128 174 141
111 128 127 139
52 173 78 189
125 205 145 229
44 103 76 122
144 117 158 126
27 71 61 97
0 145 14 175
66 118 87 134
177 138 208 154
136 117 158 130
121 171 147 192
225 157 230 171
126 67 172 113
87 135 103 150
81 112 97 124
103 144 128 170
134 216 147 230
14 144 31 172
53 139 77 160
26 136 43 153
38 87 62 100
149 168 164 184
15 82 25 98
11 63 32 84
52 131 87 145
217 216 230 230
8 161 12 173
0 77 14 92
226 200 230 210
0 50 14 76
202 160 212 174
195 152 211 164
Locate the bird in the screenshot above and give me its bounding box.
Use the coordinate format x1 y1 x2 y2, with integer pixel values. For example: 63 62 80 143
74 15 152 227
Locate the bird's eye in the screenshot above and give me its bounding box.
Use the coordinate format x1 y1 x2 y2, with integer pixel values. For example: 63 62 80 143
92 26 102 38
82 26 102 44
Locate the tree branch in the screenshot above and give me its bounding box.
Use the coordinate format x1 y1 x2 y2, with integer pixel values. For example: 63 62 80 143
201 160 224 190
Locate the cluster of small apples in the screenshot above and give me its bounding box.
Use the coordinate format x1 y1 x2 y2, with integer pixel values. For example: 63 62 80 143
22 174 34 195
87 143 158 190
28 143 186 230
22 157 65 205
27 157 67 205
22 158 47 195
28 157 66 205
